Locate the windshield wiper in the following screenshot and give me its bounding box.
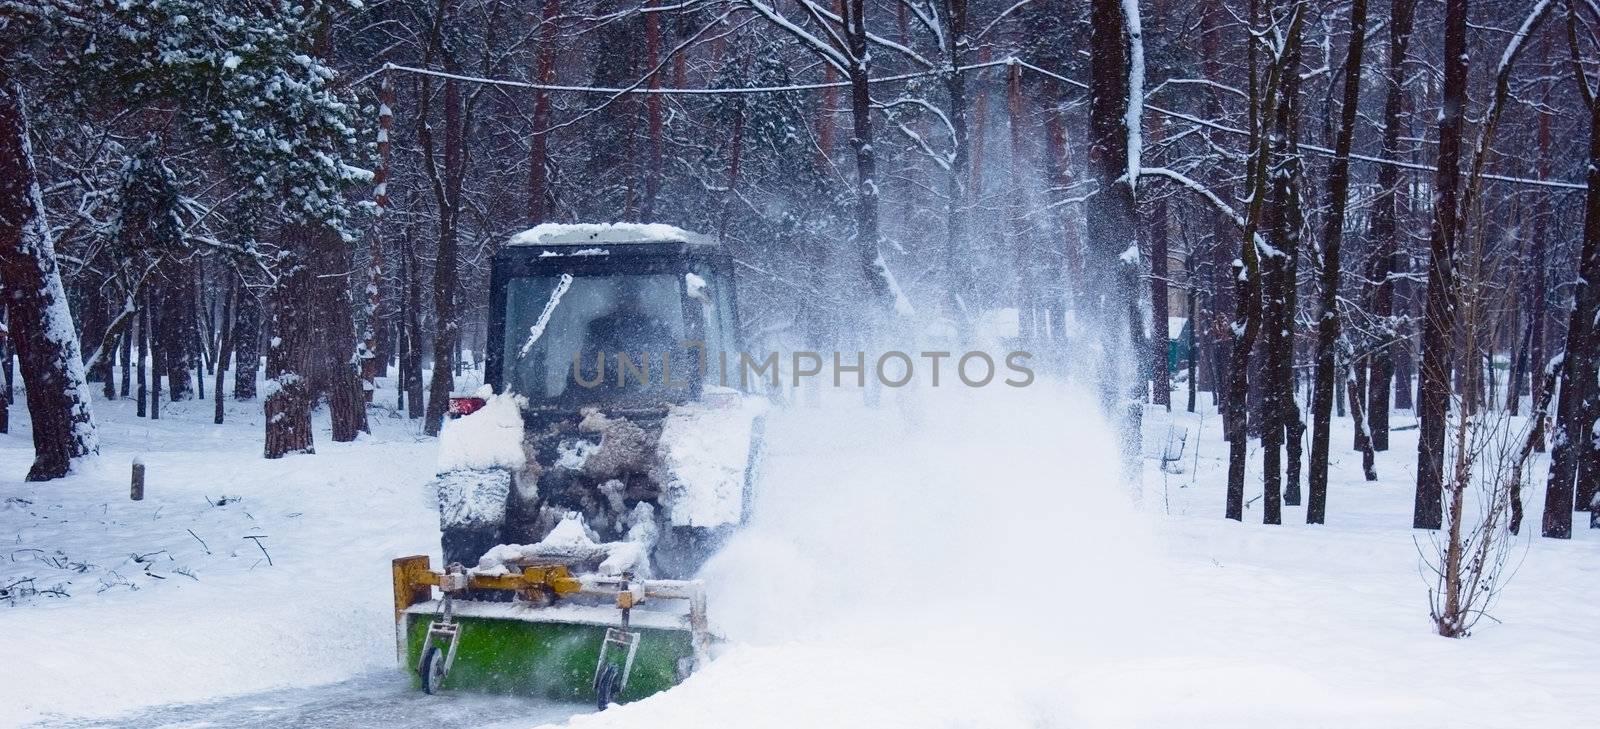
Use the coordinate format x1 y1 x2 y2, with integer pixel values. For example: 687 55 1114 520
519 273 574 357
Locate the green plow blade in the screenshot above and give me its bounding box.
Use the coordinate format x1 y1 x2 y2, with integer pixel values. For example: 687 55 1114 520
403 610 694 702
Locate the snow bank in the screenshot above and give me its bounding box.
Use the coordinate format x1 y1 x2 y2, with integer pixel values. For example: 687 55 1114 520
506 222 714 248
435 387 526 474
0 396 440 726
654 396 768 528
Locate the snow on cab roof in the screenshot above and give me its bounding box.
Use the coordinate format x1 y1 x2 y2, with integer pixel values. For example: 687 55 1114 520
506 222 716 248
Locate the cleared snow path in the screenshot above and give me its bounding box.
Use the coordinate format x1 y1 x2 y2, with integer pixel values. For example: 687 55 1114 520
32 670 586 729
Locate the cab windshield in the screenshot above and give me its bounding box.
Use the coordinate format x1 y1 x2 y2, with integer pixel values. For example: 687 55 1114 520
502 273 690 402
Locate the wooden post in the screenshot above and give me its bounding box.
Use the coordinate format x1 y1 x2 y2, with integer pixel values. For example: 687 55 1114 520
130 458 145 501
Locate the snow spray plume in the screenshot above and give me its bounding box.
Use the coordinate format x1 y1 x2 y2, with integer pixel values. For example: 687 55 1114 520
571 383 1170 727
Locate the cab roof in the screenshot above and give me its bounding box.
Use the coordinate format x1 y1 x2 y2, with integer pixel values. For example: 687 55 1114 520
505 223 718 248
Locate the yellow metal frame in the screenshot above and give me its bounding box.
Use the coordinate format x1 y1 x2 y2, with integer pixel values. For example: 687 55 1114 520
392 555 583 619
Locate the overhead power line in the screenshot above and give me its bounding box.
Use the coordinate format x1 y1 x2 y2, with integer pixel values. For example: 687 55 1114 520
377 59 1015 95
374 58 1585 193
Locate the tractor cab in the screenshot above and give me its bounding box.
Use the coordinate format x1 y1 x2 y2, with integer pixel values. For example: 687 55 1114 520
485 223 741 415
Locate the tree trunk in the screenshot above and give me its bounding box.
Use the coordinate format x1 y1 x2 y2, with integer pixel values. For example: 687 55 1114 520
841 0 894 322
969 45 989 212
1225 244 1263 522
1209 220 1235 421
1512 364 1561 534
1345 354 1378 481
1506 318 1528 414
817 63 836 170
192 268 205 401
213 280 235 425
1365 0 1417 452
1202 0 1233 420
1150 123 1171 410
1529 76 1551 452
1414 0 1469 531
101 323 118 401
1087 0 1144 474
1261 253 1284 522
1187 253 1199 413
232 288 261 399
403 232 425 420
642 0 663 220
264 247 315 459
1260 11 1306 523
157 258 195 401
528 0 560 223
137 296 149 418
328 356 366 441
0 316 11 434
1309 0 1368 524
81 294 109 387
1226 3 1301 520
422 71 465 436
119 317 132 398
719 95 745 241
310 227 368 442
1043 79 1085 329
393 321 406 412
1006 64 1035 346
150 297 162 419
1545 86 1600 538
362 71 396 401
0 83 98 480
943 0 973 327
1282 26 1307 507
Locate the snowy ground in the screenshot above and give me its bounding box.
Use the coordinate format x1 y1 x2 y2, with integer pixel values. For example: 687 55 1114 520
2 389 443 726
3 379 1597 727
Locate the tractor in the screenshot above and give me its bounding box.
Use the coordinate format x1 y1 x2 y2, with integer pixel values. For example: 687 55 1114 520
392 223 766 707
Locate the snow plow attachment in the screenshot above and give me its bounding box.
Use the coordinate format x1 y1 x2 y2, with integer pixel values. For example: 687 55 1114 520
392 555 709 706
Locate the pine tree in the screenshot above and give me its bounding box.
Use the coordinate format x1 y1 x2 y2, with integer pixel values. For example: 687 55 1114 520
0 82 99 480
1086 0 1145 476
